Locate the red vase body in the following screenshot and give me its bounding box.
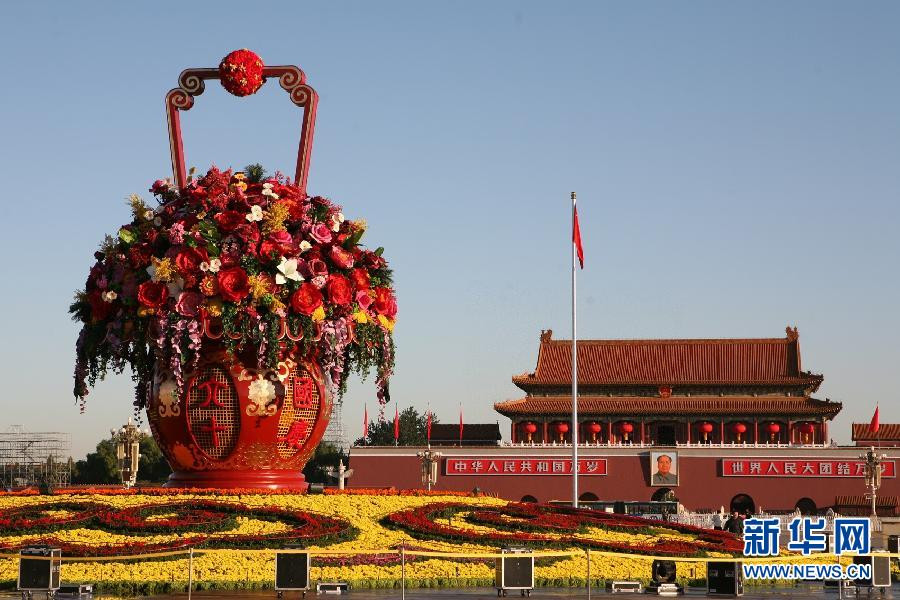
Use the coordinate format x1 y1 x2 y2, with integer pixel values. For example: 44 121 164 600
147 343 331 490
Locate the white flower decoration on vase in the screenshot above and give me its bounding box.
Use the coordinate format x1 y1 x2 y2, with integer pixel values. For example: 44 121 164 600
275 257 304 285
246 376 277 416
298 240 312 253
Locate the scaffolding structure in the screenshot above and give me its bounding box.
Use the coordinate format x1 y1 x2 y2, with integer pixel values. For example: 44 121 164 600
322 401 347 451
0 426 72 488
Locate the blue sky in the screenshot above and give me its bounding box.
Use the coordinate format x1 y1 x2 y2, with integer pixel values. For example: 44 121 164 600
0 2 898 458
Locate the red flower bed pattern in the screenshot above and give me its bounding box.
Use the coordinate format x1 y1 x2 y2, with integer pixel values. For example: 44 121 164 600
385 502 743 557
0 500 354 557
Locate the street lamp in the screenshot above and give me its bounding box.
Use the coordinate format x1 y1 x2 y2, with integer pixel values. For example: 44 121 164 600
416 449 442 491
859 446 887 518
111 417 146 488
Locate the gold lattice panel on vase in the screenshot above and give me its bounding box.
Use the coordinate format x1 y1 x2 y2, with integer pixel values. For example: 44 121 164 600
276 365 320 458
187 366 241 459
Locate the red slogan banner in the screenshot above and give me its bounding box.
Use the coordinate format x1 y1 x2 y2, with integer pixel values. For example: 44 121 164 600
722 459 896 478
445 458 607 476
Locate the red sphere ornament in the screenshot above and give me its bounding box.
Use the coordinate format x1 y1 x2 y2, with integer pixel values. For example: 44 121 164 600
800 422 815 434
767 423 781 434
555 422 570 434
731 423 747 434
219 49 265 97
523 422 537 434
587 422 602 434
699 422 714 434
619 422 634 433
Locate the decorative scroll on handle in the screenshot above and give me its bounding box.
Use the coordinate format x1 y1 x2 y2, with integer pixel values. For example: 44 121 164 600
165 63 318 194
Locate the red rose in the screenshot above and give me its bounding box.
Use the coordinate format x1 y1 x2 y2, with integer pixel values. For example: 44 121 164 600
174 246 209 275
137 281 169 309
217 266 250 302
326 275 353 306
214 210 245 233
290 283 324 315
373 287 397 318
259 231 296 259
308 257 329 278
350 268 371 291
175 291 203 317
329 245 355 269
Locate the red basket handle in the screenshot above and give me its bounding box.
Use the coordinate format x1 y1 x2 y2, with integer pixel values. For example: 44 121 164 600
165 65 318 194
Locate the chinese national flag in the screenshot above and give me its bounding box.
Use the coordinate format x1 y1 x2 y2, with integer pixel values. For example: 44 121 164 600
393 405 400 443
363 404 369 439
426 410 432 442
870 405 880 433
573 205 584 269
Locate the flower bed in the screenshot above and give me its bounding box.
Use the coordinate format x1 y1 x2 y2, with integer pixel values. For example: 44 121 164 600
0 490 746 594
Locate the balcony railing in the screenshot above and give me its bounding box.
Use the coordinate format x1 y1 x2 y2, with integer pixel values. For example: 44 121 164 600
502 440 832 448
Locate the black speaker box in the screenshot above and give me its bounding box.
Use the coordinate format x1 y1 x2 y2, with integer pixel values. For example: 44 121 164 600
275 550 310 591
18 547 61 591
707 561 743 597
852 555 891 587
495 549 534 591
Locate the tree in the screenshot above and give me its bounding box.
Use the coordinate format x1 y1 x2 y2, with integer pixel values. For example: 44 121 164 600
354 406 434 446
72 438 118 484
302 442 347 484
138 435 171 484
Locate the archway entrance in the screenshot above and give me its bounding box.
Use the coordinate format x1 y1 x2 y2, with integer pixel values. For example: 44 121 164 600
730 493 756 515
520 495 537 503
652 488 674 502
795 498 817 515
579 492 599 502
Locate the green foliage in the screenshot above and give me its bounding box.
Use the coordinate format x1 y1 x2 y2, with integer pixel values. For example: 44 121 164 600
354 406 434 447
243 163 267 183
302 442 348 484
138 435 172 484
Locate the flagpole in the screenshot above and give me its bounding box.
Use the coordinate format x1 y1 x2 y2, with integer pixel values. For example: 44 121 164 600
571 191 579 509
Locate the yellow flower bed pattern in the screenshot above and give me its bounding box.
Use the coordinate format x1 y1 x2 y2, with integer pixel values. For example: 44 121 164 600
0 491 827 593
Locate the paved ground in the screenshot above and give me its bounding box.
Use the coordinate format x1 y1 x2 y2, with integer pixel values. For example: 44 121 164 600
137 584 896 599
2 584 896 599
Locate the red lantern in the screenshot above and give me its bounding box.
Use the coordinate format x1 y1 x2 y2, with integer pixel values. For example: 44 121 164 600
555 422 569 442
767 423 781 434
731 422 747 442
619 422 633 442
522 422 537 443
698 422 713 442
799 422 816 443
586 421 602 442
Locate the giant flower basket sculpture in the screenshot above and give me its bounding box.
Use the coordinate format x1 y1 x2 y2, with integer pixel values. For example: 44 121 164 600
71 50 396 489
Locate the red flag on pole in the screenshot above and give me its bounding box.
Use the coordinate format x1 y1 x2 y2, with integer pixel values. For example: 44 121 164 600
459 404 464 446
573 204 584 269
363 404 369 439
870 405 880 433
426 409 432 443
393 405 400 444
